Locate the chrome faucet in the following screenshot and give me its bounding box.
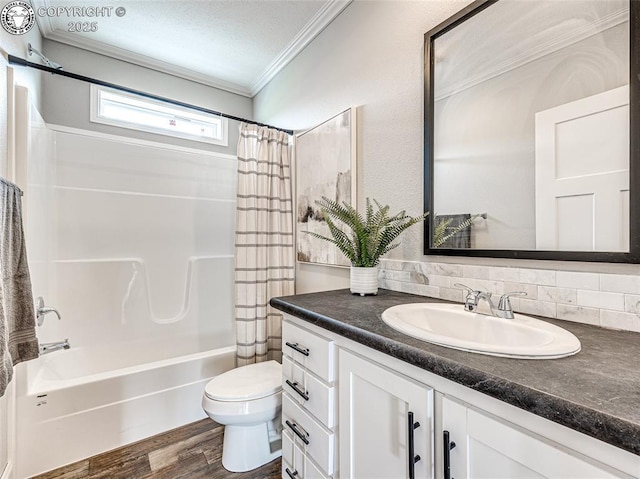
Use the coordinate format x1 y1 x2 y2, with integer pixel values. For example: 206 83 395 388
36 297 62 327
454 283 527 319
39 339 70 355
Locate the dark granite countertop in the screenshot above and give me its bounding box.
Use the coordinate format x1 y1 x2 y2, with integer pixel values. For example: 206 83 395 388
270 288 640 456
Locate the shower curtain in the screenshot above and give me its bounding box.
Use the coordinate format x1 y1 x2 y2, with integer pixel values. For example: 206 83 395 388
235 123 294 365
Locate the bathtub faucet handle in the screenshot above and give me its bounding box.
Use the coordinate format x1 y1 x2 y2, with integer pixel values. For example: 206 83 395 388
36 296 62 327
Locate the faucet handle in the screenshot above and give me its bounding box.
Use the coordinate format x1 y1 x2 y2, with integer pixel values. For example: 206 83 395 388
453 283 475 295
36 297 62 327
498 291 527 312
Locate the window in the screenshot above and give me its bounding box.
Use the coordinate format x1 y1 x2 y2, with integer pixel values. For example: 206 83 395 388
90 85 228 146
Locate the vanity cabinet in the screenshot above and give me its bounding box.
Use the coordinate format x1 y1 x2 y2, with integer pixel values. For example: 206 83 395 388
281 314 638 479
339 348 433 479
281 320 337 479
441 397 623 478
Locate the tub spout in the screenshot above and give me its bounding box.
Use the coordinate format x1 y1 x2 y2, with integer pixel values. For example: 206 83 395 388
39 339 70 355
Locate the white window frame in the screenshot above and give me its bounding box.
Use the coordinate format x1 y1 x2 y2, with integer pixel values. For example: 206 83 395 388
90 84 228 146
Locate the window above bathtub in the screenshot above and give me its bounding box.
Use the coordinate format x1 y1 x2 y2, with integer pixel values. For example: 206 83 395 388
90 85 228 146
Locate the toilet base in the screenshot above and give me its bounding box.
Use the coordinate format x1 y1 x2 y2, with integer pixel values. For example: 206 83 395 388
221 422 282 472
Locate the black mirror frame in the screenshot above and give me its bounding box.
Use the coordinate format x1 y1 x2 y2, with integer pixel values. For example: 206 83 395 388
423 0 640 263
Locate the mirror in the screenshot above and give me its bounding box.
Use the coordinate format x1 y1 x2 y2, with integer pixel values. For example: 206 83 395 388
424 0 639 262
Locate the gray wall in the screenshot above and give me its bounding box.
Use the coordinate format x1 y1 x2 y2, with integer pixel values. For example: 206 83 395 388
254 0 476 292
42 40 253 155
254 0 640 294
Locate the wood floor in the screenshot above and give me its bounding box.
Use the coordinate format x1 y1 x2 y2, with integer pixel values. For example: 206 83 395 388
31 419 282 479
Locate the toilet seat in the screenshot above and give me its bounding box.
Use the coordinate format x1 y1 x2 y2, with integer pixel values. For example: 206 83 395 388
204 360 282 402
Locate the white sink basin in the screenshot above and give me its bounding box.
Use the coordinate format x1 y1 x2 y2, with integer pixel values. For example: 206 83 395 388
381 303 581 359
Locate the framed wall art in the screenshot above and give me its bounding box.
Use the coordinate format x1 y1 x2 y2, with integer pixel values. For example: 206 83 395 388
295 108 357 267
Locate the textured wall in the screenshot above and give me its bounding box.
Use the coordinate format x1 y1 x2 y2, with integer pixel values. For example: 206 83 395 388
41 40 253 155
254 0 640 296
254 0 474 292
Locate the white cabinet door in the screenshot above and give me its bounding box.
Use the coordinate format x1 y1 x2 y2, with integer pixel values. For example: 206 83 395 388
339 349 434 479
442 397 624 479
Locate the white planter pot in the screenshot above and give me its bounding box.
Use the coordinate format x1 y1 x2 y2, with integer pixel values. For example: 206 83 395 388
350 266 379 296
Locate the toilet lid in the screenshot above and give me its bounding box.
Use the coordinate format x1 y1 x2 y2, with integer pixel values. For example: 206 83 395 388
205 360 282 401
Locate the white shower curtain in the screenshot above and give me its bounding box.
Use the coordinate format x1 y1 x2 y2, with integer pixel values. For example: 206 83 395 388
235 123 294 365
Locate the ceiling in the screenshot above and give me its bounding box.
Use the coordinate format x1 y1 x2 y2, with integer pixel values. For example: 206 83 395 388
31 0 351 97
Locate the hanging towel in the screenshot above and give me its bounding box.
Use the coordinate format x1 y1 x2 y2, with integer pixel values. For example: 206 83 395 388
435 213 473 248
0 178 38 397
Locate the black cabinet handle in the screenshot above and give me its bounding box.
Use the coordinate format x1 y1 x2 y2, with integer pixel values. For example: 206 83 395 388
285 467 298 478
408 411 421 479
443 430 457 479
285 342 310 356
285 419 310 445
286 379 309 401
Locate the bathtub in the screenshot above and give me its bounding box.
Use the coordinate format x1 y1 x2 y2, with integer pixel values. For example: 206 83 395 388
15 339 236 478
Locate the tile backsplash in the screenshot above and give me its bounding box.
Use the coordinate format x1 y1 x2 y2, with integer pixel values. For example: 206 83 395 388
378 259 640 333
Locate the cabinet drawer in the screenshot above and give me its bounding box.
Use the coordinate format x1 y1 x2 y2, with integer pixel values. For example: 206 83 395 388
283 392 335 475
283 355 335 428
283 320 335 383
282 430 330 479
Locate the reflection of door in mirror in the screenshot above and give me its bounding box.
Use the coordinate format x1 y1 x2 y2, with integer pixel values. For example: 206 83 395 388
535 86 629 252
430 0 630 253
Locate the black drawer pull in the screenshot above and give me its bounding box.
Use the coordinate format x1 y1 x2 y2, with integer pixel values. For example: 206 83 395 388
285 419 310 445
285 342 310 356
285 467 298 478
408 411 421 479
286 379 309 401
444 430 457 479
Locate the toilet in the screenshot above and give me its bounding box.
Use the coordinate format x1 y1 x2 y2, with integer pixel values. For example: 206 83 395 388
202 360 283 472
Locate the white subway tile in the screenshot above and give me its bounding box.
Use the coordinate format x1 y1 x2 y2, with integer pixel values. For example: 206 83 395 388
489 266 521 282
600 310 640 333
429 274 451 288
556 271 599 291
439 287 463 302
537 286 576 305
600 274 640 294
556 304 600 326
516 298 556 318
625 294 640 314
462 278 505 295
504 282 538 300
577 290 625 311
379 259 404 271
520 269 556 286
427 262 464 277
414 262 429 277
462 265 493 280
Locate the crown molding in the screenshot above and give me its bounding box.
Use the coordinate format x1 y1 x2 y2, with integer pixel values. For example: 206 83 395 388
435 9 629 101
31 0 251 94
42 29 253 96
31 0 351 98
250 0 352 96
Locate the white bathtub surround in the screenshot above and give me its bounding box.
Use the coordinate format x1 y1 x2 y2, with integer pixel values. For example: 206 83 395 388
235 124 295 365
15 121 239 477
379 259 640 333
351 266 379 295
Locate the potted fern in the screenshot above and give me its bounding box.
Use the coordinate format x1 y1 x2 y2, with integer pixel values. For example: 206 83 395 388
306 197 428 295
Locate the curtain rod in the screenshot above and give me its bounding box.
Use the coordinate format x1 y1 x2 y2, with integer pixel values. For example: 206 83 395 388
7 54 294 136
